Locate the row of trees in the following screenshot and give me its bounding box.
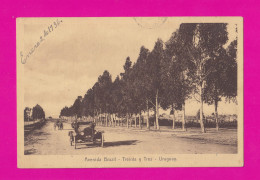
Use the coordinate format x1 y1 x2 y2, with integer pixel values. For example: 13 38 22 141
24 104 45 121
60 23 237 133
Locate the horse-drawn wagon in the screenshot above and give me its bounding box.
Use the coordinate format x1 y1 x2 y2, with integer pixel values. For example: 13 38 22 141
68 122 104 149
54 120 63 130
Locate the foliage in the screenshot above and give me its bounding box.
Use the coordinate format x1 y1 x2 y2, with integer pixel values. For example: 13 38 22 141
32 104 45 120
59 23 237 133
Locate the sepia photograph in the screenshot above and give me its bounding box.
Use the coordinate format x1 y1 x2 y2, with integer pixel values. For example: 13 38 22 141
17 17 243 168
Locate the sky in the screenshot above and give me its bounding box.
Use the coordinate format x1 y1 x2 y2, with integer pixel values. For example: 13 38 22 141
20 17 238 117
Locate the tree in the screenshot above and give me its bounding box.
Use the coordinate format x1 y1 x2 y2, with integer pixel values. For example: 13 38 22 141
60 106 70 117
120 57 133 128
161 30 191 130
203 46 227 130
32 104 45 120
92 81 102 122
94 70 113 126
71 96 83 118
110 75 124 122
82 88 96 117
130 46 151 129
146 39 165 130
177 23 228 133
59 23 235 134
224 39 237 100
204 39 237 130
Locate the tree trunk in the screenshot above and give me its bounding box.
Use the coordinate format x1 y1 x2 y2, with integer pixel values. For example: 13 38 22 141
139 112 142 129
182 103 186 131
109 114 113 127
172 105 175 129
127 113 129 128
108 114 111 126
99 109 102 126
199 85 206 133
157 104 160 130
98 113 100 126
113 114 116 127
105 113 108 127
112 114 116 127
215 99 219 131
153 106 156 129
155 90 160 130
110 114 113 127
134 115 137 128
146 100 150 130
173 112 175 129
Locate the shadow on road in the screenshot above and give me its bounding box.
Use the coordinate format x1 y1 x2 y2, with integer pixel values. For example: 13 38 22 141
74 140 139 149
104 140 139 147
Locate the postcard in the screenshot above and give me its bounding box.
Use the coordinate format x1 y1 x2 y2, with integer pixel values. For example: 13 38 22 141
17 17 243 168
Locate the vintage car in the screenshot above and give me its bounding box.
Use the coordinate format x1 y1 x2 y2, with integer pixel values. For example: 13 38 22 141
68 122 104 149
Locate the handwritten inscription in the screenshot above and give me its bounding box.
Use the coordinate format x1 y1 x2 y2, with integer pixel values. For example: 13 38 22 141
20 19 63 64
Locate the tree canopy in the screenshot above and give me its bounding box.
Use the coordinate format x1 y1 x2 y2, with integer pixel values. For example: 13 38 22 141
59 23 237 133
32 104 45 120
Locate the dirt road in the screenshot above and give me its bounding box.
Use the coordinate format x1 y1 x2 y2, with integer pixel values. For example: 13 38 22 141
24 120 237 155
